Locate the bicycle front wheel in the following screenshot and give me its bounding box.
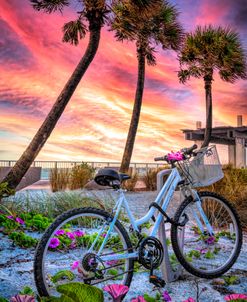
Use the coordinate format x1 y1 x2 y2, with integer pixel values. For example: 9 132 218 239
34 207 134 297
171 191 242 278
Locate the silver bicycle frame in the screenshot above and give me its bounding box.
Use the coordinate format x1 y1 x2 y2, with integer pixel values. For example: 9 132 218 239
95 167 214 262
99 168 182 261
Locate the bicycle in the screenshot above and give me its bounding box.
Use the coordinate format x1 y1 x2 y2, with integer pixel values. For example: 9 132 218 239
34 144 242 298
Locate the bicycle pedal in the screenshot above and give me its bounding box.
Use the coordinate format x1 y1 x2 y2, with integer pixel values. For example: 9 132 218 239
149 275 166 288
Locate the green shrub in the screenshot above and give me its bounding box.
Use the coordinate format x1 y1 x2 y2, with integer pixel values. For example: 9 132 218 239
0 214 20 234
9 231 38 248
201 165 247 225
69 163 95 190
0 182 15 200
20 213 52 231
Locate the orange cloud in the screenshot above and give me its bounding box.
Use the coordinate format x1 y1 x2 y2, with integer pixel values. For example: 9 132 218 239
0 0 247 163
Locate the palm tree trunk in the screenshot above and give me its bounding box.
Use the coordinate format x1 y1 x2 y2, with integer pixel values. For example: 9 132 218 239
120 46 145 173
201 74 213 148
1 24 101 190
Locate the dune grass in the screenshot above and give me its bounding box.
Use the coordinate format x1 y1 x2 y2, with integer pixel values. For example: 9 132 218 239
50 163 96 192
201 165 247 226
122 171 139 191
2 191 104 219
143 166 169 191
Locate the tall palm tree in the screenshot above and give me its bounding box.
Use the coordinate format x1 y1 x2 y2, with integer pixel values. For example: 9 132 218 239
1 0 160 190
111 0 183 173
178 25 247 148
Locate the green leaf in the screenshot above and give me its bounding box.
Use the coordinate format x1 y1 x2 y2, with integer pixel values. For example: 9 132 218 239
19 286 35 295
143 293 156 302
51 270 75 283
204 251 214 259
107 268 118 276
57 283 104 302
223 275 239 285
0 297 8 302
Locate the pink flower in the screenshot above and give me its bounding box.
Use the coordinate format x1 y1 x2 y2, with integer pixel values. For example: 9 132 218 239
198 248 207 254
101 233 107 238
66 232 75 240
205 236 215 245
163 290 172 301
224 293 247 301
71 261 79 270
54 229 65 236
183 298 195 302
7 215 14 220
106 259 119 266
73 230 85 237
10 295 35 302
103 284 129 302
16 217 25 225
167 151 184 161
48 238 60 249
131 297 146 302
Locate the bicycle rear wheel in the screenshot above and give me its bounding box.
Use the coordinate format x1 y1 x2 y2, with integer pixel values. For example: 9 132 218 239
171 191 242 278
34 207 134 297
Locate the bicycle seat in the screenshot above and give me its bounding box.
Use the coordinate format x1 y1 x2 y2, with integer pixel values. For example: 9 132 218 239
94 169 131 187
119 173 131 182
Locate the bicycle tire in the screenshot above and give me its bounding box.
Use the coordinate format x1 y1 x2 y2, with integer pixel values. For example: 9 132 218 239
171 191 242 279
34 207 134 297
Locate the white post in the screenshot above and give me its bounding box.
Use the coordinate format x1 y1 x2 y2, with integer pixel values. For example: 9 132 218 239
235 138 246 168
157 169 183 282
228 145 236 166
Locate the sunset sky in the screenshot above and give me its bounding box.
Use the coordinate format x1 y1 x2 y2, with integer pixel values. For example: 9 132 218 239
0 0 247 163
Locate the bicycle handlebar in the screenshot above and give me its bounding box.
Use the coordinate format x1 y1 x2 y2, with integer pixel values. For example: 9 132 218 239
154 156 167 162
154 144 198 162
181 144 198 155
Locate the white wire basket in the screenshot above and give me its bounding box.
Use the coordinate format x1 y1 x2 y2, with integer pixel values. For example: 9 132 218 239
178 145 224 187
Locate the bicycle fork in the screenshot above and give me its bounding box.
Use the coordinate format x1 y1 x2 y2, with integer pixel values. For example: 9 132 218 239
184 189 214 236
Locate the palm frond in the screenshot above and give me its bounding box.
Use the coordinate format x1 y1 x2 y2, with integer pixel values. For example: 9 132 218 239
62 19 87 45
30 0 69 13
178 69 190 84
128 0 161 10
146 46 157 66
178 66 202 84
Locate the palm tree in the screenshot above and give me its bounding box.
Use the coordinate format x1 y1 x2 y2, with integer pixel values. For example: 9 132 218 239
178 25 247 148
1 0 160 190
111 0 183 173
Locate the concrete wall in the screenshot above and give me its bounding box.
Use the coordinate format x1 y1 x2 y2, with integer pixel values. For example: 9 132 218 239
0 167 41 191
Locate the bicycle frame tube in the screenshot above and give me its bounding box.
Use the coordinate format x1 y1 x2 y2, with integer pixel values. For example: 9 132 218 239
150 169 181 237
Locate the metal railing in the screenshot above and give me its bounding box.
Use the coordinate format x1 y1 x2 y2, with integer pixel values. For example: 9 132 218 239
0 160 165 180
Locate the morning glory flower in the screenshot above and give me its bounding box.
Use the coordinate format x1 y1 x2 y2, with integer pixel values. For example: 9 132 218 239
48 238 60 249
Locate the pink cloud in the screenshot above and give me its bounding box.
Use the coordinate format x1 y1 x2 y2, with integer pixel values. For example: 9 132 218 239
0 0 246 163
